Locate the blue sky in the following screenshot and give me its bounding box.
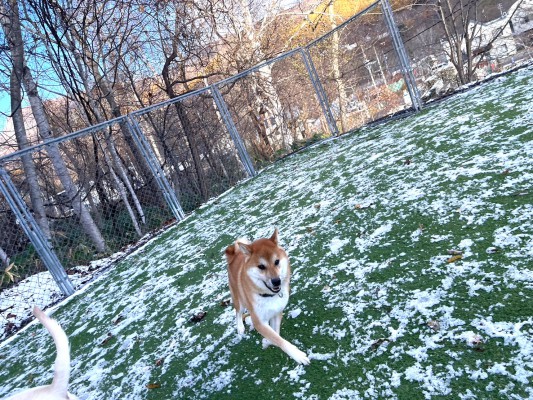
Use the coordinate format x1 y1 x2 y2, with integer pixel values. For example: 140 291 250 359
0 92 9 131
0 0 305 134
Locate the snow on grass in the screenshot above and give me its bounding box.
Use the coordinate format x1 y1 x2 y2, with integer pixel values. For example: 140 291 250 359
0 249 132 341
0 67 532 400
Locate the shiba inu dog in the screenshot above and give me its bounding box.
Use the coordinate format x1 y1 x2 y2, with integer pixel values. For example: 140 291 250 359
5 306 78 400
225 229 310 365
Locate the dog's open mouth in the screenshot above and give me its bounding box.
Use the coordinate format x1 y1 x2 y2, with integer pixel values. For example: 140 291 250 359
264 282 281 293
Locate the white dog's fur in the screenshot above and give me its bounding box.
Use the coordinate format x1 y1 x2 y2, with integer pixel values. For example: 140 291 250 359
5 306 78 400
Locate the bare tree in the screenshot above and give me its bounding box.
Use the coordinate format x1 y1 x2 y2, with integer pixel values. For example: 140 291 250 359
148 0 216 202
328 2 349 134
435 0 524 84
2 0 106 252
27 0 162 205
203 0 296 158
1 0 51 240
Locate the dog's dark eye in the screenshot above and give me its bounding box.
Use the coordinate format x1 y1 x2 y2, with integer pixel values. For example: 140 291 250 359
258 264 266 270
274 259 280 266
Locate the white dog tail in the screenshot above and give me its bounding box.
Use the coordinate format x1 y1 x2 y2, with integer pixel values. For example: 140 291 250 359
33 306 71 395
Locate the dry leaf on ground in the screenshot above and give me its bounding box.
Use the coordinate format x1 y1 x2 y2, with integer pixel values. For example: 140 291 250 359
189 311 207 323
146 383 161 389
447 255 463 263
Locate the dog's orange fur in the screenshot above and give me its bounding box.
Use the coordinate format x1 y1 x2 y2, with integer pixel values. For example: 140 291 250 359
225 229 309 364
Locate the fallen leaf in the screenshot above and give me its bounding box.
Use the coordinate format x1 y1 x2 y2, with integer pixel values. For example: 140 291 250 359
471 335 485 352
354 203 373 209
220 299 231 307
114 315 125 325
146 383 161 389
100 333 114 346
370 338 390 351
6 313 16 319
155 358 165 366
427 320 440 332
322 285 331 292
447 255 463 263
334 219 342 224
189 311 207 323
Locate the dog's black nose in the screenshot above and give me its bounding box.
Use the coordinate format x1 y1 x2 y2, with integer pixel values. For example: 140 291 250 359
271 277 281 287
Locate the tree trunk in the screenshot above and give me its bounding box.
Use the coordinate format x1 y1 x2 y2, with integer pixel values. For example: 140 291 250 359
9 69 52 240
0 246 11 270
87 60 162 201
23 65 107 253
8 9 107 252
330 3 348 134
103 145 143 237
1 0 51 240
161 60 210 201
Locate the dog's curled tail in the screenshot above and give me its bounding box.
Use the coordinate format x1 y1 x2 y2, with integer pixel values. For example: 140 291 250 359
33 306 71 396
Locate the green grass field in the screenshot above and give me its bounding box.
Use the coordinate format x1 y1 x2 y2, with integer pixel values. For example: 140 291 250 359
0 67 532 400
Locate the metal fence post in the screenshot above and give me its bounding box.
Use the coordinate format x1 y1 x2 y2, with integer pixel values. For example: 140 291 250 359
381 0 423 111
300 47 340 137
125 116 185 221
211 85 256 177
0 167 74 296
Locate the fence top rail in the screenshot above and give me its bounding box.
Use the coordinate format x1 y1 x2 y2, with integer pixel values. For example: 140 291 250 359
0 115 128 164
131 47 304 117
1 1 381 165
305 0 381 49
1 42 295 165
130 86 213 118
214 47 303 88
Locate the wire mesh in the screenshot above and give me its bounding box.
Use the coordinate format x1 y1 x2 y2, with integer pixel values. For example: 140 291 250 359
131 91 249 214
0 190 64 341
0 121 176 270
393 0 533 101
216 51 329 170
1 0 531 342
307 1 413 135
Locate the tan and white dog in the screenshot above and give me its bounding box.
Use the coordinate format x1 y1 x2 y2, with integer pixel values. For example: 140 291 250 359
5 306 78 400
225 229 310 365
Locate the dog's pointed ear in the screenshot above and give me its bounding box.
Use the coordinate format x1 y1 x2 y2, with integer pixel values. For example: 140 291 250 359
270 228 279 245
236 240 251 256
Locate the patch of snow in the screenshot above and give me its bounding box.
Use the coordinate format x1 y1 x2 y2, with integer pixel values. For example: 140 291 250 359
289 308 302 319
329 238 349 255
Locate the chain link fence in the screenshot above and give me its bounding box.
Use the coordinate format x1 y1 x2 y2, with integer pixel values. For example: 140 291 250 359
309 1 412 134
130 89 249 213
1 0 532 340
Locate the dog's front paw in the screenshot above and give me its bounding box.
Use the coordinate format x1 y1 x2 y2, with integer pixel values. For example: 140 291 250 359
236 315 245 335
287 345 310 365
